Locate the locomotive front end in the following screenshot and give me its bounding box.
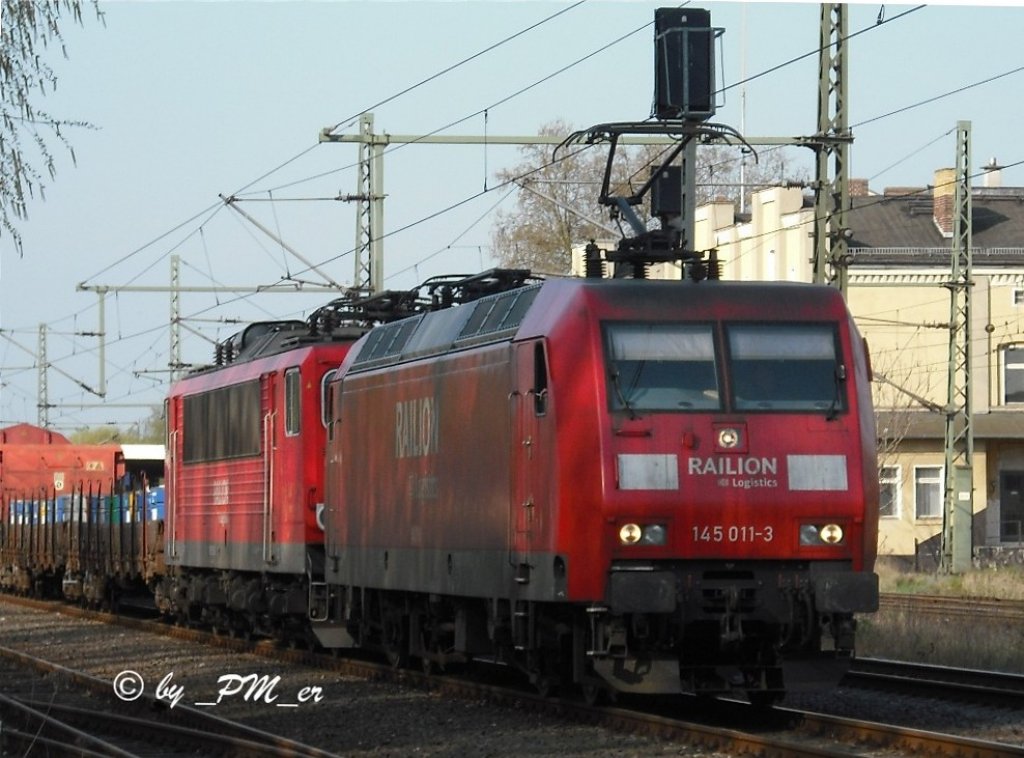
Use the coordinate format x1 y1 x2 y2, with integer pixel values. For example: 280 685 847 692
556 280 880 703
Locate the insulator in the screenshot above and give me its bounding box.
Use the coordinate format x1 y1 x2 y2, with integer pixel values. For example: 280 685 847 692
318 310 336 335
707 249 722 281
214 343 224 366
584 241 606 279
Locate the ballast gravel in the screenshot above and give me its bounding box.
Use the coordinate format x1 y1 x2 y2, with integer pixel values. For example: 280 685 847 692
1 598 1022 756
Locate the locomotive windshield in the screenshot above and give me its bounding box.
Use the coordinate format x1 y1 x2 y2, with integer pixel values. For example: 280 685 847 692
603 321 845 414
728 324 843 412
605 324 720 411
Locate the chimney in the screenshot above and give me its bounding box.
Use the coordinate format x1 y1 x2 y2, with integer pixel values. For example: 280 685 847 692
850 178 869 197
933 167 955 238
982 157 1003 188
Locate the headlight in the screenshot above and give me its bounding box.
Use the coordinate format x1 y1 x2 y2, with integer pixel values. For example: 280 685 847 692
620 523 642 544
619 523 667 546
800 522 845 546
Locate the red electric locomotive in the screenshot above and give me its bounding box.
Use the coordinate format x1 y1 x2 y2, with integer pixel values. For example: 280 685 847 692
159 306 368 638
313 273 879 703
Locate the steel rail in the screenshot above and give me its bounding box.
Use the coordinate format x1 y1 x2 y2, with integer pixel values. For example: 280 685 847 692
0 692 139 758
778 706 1024 758
4 594 1023 757
849 657 1024 703
0 641 342 758
878 592 1024 621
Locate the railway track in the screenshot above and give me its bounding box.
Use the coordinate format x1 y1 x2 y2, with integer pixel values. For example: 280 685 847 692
848 657 1024 705
2 594 1023 757
0 643 342 758
878 591 1024 621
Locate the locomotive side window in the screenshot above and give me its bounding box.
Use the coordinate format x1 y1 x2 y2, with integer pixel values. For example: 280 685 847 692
728 324 844 413
533 342 549 416
604 324 719 411
182 381 261 463
321 369 337 429
285 368 300 436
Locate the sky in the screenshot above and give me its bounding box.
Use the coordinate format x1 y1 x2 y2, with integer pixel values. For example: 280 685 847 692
1 0 1023 432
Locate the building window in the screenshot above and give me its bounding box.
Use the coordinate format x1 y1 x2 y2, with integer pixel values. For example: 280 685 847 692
1013 288 1024 307
879 465 901 518
1004 346 1024 404
285 368 300 436
914 466 943 519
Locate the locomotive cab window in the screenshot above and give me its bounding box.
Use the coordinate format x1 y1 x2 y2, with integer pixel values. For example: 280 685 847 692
727 324 844 413
604 323 719 411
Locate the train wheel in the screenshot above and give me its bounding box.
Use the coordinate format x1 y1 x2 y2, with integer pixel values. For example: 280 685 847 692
382 617 409 669
231 627 254 642
580 679 604 707
534 675 556 699
384 647 407 669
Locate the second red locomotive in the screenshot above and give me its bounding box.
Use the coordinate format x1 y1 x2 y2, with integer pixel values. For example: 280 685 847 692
158 310 367 639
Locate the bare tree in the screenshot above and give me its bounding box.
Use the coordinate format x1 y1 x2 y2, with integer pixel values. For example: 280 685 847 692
69 405 165 445
697 143 805 206
1 0 102 255
491 121 614 275
491 120 807 273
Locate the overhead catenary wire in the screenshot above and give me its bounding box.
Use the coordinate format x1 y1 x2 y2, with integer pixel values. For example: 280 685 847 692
323 1 591 137
78 1 594 290
252 14 660 198
41 7 974 354
11 4 1016 427
43 3 637 419
80 0 917 298
718 4 926 97
65 139 1008 396
854 65 1024 129
62 95 1024 338
295 4 943 281
385 186 517 284
867 128 955 183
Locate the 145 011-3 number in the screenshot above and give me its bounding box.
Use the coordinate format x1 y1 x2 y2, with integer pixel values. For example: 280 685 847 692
691 525 774 543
